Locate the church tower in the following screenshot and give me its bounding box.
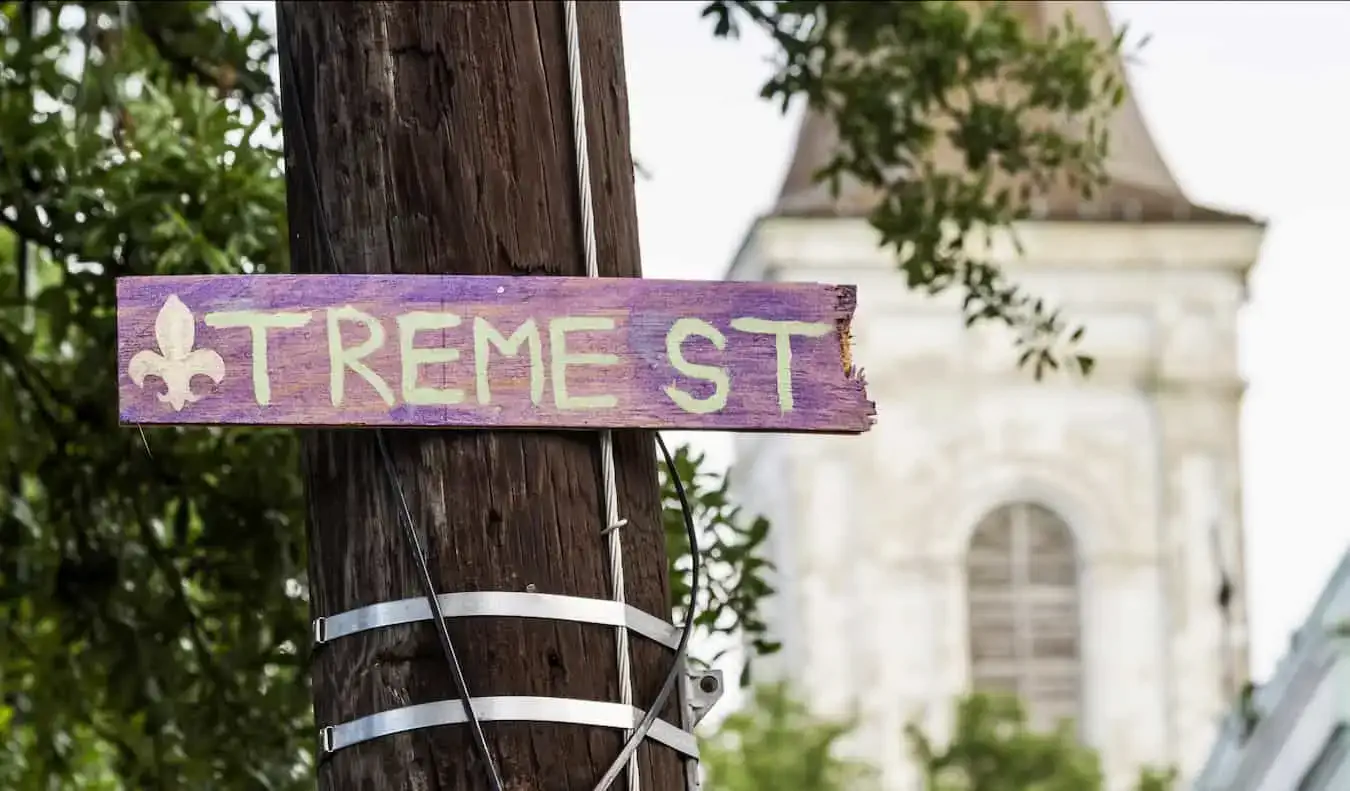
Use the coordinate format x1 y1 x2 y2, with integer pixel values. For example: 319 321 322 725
724 3 1265 790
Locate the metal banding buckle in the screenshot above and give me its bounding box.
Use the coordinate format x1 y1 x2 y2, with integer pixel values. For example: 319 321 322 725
311 590 682 650
319 696 699 759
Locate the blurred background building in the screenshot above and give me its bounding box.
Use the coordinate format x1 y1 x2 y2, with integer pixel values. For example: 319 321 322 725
1195 550 1350 791
724 2 1265 789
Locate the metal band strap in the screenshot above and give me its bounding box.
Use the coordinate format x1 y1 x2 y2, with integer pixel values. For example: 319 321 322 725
320 696 699 760
313 591 681 650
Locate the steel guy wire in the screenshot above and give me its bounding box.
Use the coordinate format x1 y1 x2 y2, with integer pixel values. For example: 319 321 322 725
560 5 703 791
277 31 505 791
560 2 640 790
595 433 701 791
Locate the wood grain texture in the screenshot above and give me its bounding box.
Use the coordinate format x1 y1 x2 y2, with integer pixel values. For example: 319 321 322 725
116 274 875 433
276 2 682 789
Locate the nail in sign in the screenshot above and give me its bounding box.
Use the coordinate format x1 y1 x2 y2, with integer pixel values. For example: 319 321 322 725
116 275 875 434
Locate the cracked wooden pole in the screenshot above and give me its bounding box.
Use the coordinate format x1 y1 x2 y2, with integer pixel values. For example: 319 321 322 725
274 2 684 788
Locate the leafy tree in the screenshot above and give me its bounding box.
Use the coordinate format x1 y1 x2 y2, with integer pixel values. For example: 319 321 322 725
0 3 308 787
705 0 1130 376
909 694 1177 791
0 0 1125 787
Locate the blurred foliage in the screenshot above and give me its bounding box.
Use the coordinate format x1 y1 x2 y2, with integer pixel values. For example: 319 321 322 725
0 1 311 788
909 693 1177 791
701 682 878 791
0 0 1125 787
704 687 1176 791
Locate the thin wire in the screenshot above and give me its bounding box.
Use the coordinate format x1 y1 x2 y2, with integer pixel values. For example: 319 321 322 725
560 3 640 790
593 433 701 791
277 33 505 791
558 6 705 791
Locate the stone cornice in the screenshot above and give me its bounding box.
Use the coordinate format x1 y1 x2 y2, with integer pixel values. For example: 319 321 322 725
730 217 1265 284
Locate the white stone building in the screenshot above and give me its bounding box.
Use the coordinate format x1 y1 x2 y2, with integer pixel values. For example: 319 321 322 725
723 2 1266 789
1194 552 1350 791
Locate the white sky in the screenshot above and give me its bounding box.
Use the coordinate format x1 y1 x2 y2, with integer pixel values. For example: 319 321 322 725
232 1 1350 688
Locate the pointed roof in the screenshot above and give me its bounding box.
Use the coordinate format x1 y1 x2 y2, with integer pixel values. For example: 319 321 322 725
773 0 1256 224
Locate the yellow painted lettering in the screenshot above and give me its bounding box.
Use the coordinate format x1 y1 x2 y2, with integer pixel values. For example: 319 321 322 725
663 318 729 414
473 317 543 406
549 316 618 410
203 310 311 406
729 317 831 412
396 312 465 406
327 306 395 407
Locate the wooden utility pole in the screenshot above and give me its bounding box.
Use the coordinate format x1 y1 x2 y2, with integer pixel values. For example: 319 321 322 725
275 3 683 789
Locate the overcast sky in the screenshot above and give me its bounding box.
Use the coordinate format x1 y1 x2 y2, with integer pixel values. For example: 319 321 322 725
234 1 1350 688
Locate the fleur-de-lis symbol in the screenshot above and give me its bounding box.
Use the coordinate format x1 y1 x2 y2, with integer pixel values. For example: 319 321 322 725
128 295 226 411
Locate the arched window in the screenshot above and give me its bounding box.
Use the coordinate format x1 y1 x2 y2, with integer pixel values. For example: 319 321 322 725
966 502 1082 733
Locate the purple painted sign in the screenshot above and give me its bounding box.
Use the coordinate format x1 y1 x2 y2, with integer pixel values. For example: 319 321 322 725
116 275 875 434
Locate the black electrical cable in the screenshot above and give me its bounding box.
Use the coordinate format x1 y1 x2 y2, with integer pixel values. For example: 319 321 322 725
591 432 702 791
275 30 505 791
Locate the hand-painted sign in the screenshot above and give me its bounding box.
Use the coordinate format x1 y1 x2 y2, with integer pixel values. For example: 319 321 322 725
116 275 874 434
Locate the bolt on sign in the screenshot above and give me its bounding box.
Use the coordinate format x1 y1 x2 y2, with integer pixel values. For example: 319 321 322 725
116 275 875 434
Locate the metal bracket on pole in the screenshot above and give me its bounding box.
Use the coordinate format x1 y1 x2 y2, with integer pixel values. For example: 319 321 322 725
684 668 724 727
677 665 725 791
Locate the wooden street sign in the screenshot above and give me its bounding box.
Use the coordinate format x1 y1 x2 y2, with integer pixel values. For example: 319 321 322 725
116 275 875 434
